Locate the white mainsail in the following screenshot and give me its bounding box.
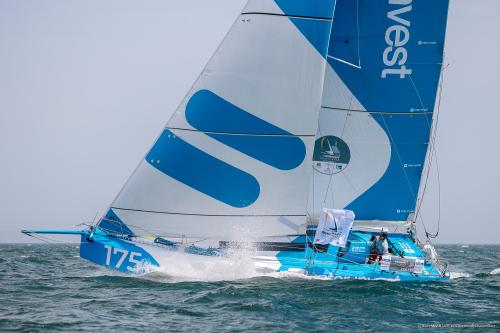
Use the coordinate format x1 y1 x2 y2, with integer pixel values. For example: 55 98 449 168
99 0 449 240
100 1 337 240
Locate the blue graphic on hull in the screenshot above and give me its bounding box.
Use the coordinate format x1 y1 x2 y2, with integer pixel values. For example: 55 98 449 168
273 230 446 281
146 129 260 208
186 90 306 170
80 231 159 273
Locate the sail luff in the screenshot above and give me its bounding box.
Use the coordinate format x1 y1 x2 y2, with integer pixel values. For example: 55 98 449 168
98 3 251 232
304 0 339 225
413 0 450 227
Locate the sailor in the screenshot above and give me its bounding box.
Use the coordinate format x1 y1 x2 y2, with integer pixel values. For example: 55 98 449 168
368 232 389 263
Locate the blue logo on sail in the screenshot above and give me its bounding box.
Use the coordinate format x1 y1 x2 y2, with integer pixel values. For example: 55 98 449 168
185 90 306 171
146 130 260 208
145 90 306 208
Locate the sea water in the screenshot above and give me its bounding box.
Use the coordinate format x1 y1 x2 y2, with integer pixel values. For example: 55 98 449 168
0 244 499 332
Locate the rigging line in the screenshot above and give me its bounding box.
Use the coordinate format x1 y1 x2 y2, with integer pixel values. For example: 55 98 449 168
415 148 435 226
312 158 315 225
99 217 130 235
340 171 359 194
415 147 436 237
415 64 448 238
379 114 418 204
407 72 437 216
428 154 442 238
88 211 99 228
23 232 51 244
75 222 93 228
322 174 334 205
415 64 448 217
310 3 336 226
322 109 350 206
330 87 358 207
25 232 73 244
405 70 440 237
98 218 171 239
407 74 426 111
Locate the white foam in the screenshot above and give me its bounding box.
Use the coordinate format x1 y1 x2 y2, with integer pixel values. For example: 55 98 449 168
145 247 262 283
138 246 337 283
449 271 471 279
490 268 500 275
460 245 470 248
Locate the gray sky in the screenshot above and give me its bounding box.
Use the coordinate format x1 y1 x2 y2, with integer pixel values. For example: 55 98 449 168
0 0 499 244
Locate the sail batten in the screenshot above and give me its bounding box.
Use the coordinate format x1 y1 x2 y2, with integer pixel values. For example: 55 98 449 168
320 106 434 115
165 126 316 138
111 206 307 218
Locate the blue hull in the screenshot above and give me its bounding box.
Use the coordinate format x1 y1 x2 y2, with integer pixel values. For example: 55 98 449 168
78 229 448 282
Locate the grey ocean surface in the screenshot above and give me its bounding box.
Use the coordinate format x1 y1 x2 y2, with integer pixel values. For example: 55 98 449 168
0 244 499 332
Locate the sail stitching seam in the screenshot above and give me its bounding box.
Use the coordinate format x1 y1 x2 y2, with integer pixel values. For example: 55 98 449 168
111 207 306 217
165 126 315 137
241 12 333 21
321 106 433 115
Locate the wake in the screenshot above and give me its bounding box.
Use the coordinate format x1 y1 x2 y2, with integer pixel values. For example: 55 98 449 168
490 268 500 275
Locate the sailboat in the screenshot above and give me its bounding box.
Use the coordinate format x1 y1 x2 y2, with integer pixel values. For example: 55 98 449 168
22 0 451 281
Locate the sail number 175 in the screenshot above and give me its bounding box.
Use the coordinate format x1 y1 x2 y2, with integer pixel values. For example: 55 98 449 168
104 245 142 270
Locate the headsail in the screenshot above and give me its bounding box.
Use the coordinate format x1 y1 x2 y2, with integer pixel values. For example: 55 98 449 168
309 0 449 222
100 1 336 240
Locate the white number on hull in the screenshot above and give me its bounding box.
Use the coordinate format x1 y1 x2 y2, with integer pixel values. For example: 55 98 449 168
104 245 142 270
